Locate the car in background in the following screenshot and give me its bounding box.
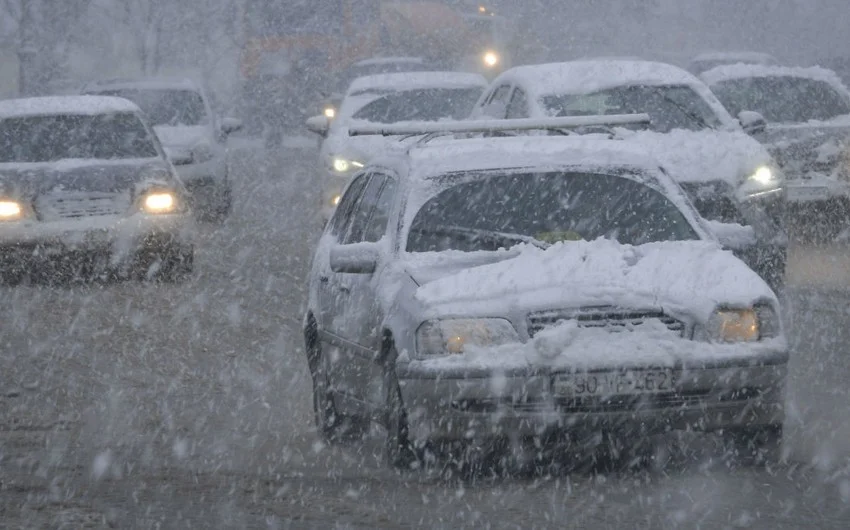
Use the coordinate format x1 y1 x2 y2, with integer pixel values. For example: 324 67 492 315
472 59 787 291
82 78 242 223
318 57 437 122
305 71 488 222
701 64 850 240
688 51 778 76
303 117 788 470
0 96 194 284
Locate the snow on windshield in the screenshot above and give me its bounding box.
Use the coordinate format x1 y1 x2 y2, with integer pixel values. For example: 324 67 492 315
711 76 850 123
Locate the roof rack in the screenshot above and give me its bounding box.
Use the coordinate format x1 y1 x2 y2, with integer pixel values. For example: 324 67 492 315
347 114 651 137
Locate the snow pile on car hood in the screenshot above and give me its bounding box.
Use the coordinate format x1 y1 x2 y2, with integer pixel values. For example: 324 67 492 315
154 125 210 149
413 239 775 323
617 128 772 185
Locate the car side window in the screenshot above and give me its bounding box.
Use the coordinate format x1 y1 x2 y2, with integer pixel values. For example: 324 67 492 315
329 173 370 239
361 176 397 243
481 84 513 118
342 174 385 244
506 87 529 119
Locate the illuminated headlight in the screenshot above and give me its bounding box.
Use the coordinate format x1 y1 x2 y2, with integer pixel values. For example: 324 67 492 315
142 191 178 214
483 51 500 68
750 166 776 185
416 318 519 356
331 157 364 173
0 200 23 221
703 304 780 343
323 106 336 119
330 194 341 207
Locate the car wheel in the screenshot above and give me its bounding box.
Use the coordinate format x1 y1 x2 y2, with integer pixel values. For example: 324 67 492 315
382 344 421 470
304 317 367 443
723 423 783 466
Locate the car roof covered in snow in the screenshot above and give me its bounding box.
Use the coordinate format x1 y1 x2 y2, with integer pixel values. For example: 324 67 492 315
499 60 704 98
347 71 488 96
82 77 200 93
0 95 142 119
700 63 850 93
402 135 666 181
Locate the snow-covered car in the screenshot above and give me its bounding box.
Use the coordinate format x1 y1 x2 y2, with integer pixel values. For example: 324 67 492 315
319 57 437 119
0 96 195 284
305 71 488 221
471 59 787 290
303 117 788 469
687 51 778 76
701 64 850 236
82 78 242 222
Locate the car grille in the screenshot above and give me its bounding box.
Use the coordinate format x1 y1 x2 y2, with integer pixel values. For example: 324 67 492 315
36 191 132 221
527 307 686 338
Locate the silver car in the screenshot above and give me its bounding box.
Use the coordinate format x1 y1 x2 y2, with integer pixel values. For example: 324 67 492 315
304 121 788 469
0 96 195 284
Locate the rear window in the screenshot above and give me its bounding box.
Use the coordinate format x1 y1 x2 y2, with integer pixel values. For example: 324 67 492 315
92 89 208 126
0 113 159 163
407 171 699 253
711 76 850 123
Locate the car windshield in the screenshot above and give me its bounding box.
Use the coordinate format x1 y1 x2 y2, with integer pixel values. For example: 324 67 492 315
0 113 159 163
95 89 208 126
541 85 723 132
351 88 483 123
710 76 850 123
406 171 699 252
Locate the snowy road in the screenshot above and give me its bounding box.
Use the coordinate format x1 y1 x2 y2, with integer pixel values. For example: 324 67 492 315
3 144 850 528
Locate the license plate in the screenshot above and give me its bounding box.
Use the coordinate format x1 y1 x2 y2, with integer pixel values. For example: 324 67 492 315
553 370 676 397
786 186 830 202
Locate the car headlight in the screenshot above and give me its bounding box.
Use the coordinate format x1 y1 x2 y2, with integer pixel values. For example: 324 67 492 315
192 143 214 164
703 303 780 343
331 157 365 173
141 191 179 214
0 200 24 221
323 106 336 119
330 194 341 207
416 318 519 356
483 50 500 68
750 165 776 185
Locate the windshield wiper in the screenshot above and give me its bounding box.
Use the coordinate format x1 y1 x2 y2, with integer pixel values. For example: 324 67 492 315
421 225 551 251
645 86 712 130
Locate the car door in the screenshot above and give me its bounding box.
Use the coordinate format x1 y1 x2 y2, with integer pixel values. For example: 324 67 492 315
332 172 398 411
506 86 530 119
314 172 371 333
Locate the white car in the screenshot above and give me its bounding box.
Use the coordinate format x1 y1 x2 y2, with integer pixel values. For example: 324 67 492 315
0 96 195 284
83 78 242 222
303 117 788 469
471 59 787 291
701 64 850 214
687 51 778 76
306 71 488 221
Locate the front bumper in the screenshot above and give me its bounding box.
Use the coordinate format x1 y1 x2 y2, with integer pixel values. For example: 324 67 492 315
0 212 194 269
397 350 788 442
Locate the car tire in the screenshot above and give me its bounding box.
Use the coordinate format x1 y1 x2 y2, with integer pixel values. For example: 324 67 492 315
382 343 421 470
723 423 783 466
304 317 367 443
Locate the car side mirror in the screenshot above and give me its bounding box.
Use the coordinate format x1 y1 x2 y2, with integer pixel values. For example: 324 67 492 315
706 220 758 250
738 111 767 135
220 117 243 135
330 242 380 274
306 115 330 137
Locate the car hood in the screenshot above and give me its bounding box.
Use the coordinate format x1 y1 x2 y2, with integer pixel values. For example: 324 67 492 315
617 128 773 186
409 239 775 323
153 125 211 149
0 159 170 199
756 119 850 178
